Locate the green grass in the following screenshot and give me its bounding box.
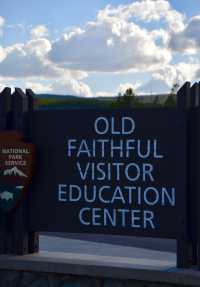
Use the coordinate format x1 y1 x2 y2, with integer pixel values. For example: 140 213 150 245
37 95 176 109
38 97 113 108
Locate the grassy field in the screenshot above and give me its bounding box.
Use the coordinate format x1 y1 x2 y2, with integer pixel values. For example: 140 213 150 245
38 97 112 108
36 93 176 109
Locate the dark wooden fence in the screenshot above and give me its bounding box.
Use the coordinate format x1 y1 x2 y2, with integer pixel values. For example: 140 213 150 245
0 82 200 270
0 87 39 255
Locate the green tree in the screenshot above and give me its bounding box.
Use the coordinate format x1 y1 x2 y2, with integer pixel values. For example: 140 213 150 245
152 96 160 107
170 83 180 95
164 82 179 107
111 87 138 108
164 95 176 107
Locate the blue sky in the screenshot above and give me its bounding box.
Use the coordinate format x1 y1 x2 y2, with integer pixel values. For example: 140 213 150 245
0 0 200 96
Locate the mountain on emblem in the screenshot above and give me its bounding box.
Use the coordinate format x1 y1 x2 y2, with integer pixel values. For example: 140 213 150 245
3 166 28 178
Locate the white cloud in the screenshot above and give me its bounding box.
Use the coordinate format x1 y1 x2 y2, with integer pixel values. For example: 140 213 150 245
195 69 200 78
0 38 87 81
118 83 138 94
0 16 5 28
1 77 92 97
95 82 141 98
0 37 91 97
25 81 51 93
138 60 200 94
30 25 49 39
0 46 6 62
150 29 170 46
138 78 170 94
25 38 51 56
170 16 200 53
107 38 114 47
49 1 172 73
0 81 5 92
0 76 16 92
50 78 92 97
99 0 184 32
1 1 199 97
0 16 5 36
153 62 200 87
95 91 114 97
0 40 60 78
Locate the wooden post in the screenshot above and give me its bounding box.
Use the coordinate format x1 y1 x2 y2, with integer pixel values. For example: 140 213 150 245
176 82 191 268
26 89 35 111
11 88 29 254
0 87 11 254
0 87 11 130
188 83 199 266
196 82 200 269
25 89 39 254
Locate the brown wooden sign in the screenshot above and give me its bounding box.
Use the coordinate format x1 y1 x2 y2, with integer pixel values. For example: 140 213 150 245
0 83 197 268
27 109 184 239
0 132 35 213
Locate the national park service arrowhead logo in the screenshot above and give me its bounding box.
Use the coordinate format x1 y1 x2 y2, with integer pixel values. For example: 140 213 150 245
0 132 35 213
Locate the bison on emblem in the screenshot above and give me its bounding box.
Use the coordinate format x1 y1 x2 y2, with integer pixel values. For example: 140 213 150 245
0 191 13 201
